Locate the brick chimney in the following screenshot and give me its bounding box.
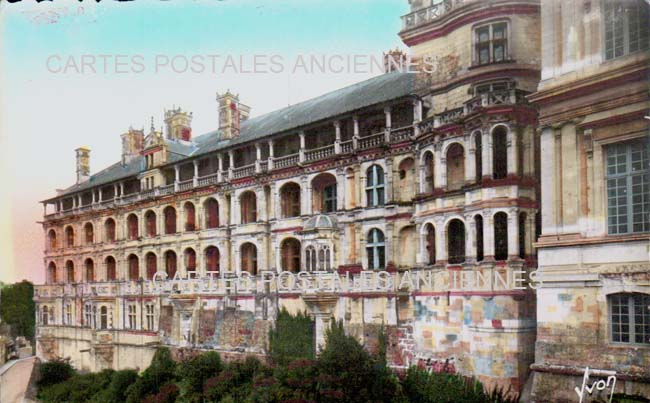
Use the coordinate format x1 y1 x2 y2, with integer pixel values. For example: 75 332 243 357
217 91 251 140
75 147 90 183
121 127 145 165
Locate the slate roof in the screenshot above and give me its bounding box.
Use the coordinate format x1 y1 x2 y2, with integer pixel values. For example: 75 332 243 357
49 72 417 201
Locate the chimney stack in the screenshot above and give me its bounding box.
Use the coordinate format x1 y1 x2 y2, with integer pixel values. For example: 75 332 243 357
164 107 193 141
75 147 90 183
121 128 145 165
217 91 251 140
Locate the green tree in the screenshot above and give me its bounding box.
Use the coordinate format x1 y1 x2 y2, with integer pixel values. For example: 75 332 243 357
90 369 138 403
125 347 177 403
268 308 315 367
176 351 223 402
0 281 35 341
38 360 75 389
317 320 401 403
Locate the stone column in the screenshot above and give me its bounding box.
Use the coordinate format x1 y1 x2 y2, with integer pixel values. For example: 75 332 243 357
413 99 422 136
384 106 392 142
484 213 495 260
435 218 447 263
435 143 446 189
507 209 519 259
416 225 427 265
231 194 239 226
174 165 180 192
193 160 199 187
334 121 342 154
482 130 492 179
466 214 476 262
268 140 275 170
256 187 267 222
336 169 345 211
228 150 234 180
255 143 262 174
465 134 476 184
507 127 518 176
352 116 359 150
120 182 125 197
299 131 306 163
385 158 394 203
539 126 556 234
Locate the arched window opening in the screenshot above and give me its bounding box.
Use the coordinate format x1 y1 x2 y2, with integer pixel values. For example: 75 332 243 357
65 226 74 248
66 261 75 283
493 126 508 180
425 223 436 265
85 258 95 282
42 306 49 326
127 214 139 240
240 192 257 224
47 262 57 284
105 218 116 242
145 210 157 237
305 246 317 271
312 173 337 213
475 132 483 182
84 222 94 244
100 306 108 330
475 215 484 262
204 199 219 229
145 252 157 279
446 143 465 191
164 206 177 234
48 230 57 250
366 165 385 207
205 246 220 273
280 183 301 218
241 243 258 275
281 238 301 273
128 254 139 280
366 229 385 270
185 202 197 231
447 219 466 264
165 251 177 279
609 293 650 345
518 213 527 259
494 212 509 261
185 248 197 273
105 256 116 281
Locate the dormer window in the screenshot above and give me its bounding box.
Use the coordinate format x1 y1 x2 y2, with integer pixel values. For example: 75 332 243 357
474 22 508 65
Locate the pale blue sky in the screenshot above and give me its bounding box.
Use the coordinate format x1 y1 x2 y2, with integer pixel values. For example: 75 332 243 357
0 0 410 283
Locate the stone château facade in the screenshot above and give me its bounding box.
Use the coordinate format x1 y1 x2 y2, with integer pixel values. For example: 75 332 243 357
32 0 650 399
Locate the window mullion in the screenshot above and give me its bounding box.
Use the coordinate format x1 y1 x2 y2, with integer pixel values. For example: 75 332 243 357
629 296 636 344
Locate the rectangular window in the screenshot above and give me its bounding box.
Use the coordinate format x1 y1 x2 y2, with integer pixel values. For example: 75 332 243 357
323 184 337 213
606 139 650 235
474 22 508 65
610 294 650 345
145 304 155 331
84 303 92 327
604 0 649 60
65 304 72 325
128 304 137 330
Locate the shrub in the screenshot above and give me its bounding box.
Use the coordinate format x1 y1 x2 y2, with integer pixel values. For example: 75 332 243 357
90 369 138 403
143 383 180 403
317 320 401 403
125 347 177 403
176 351 223 401
40 370 113 403
38 360 75 389
269 308 315 367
